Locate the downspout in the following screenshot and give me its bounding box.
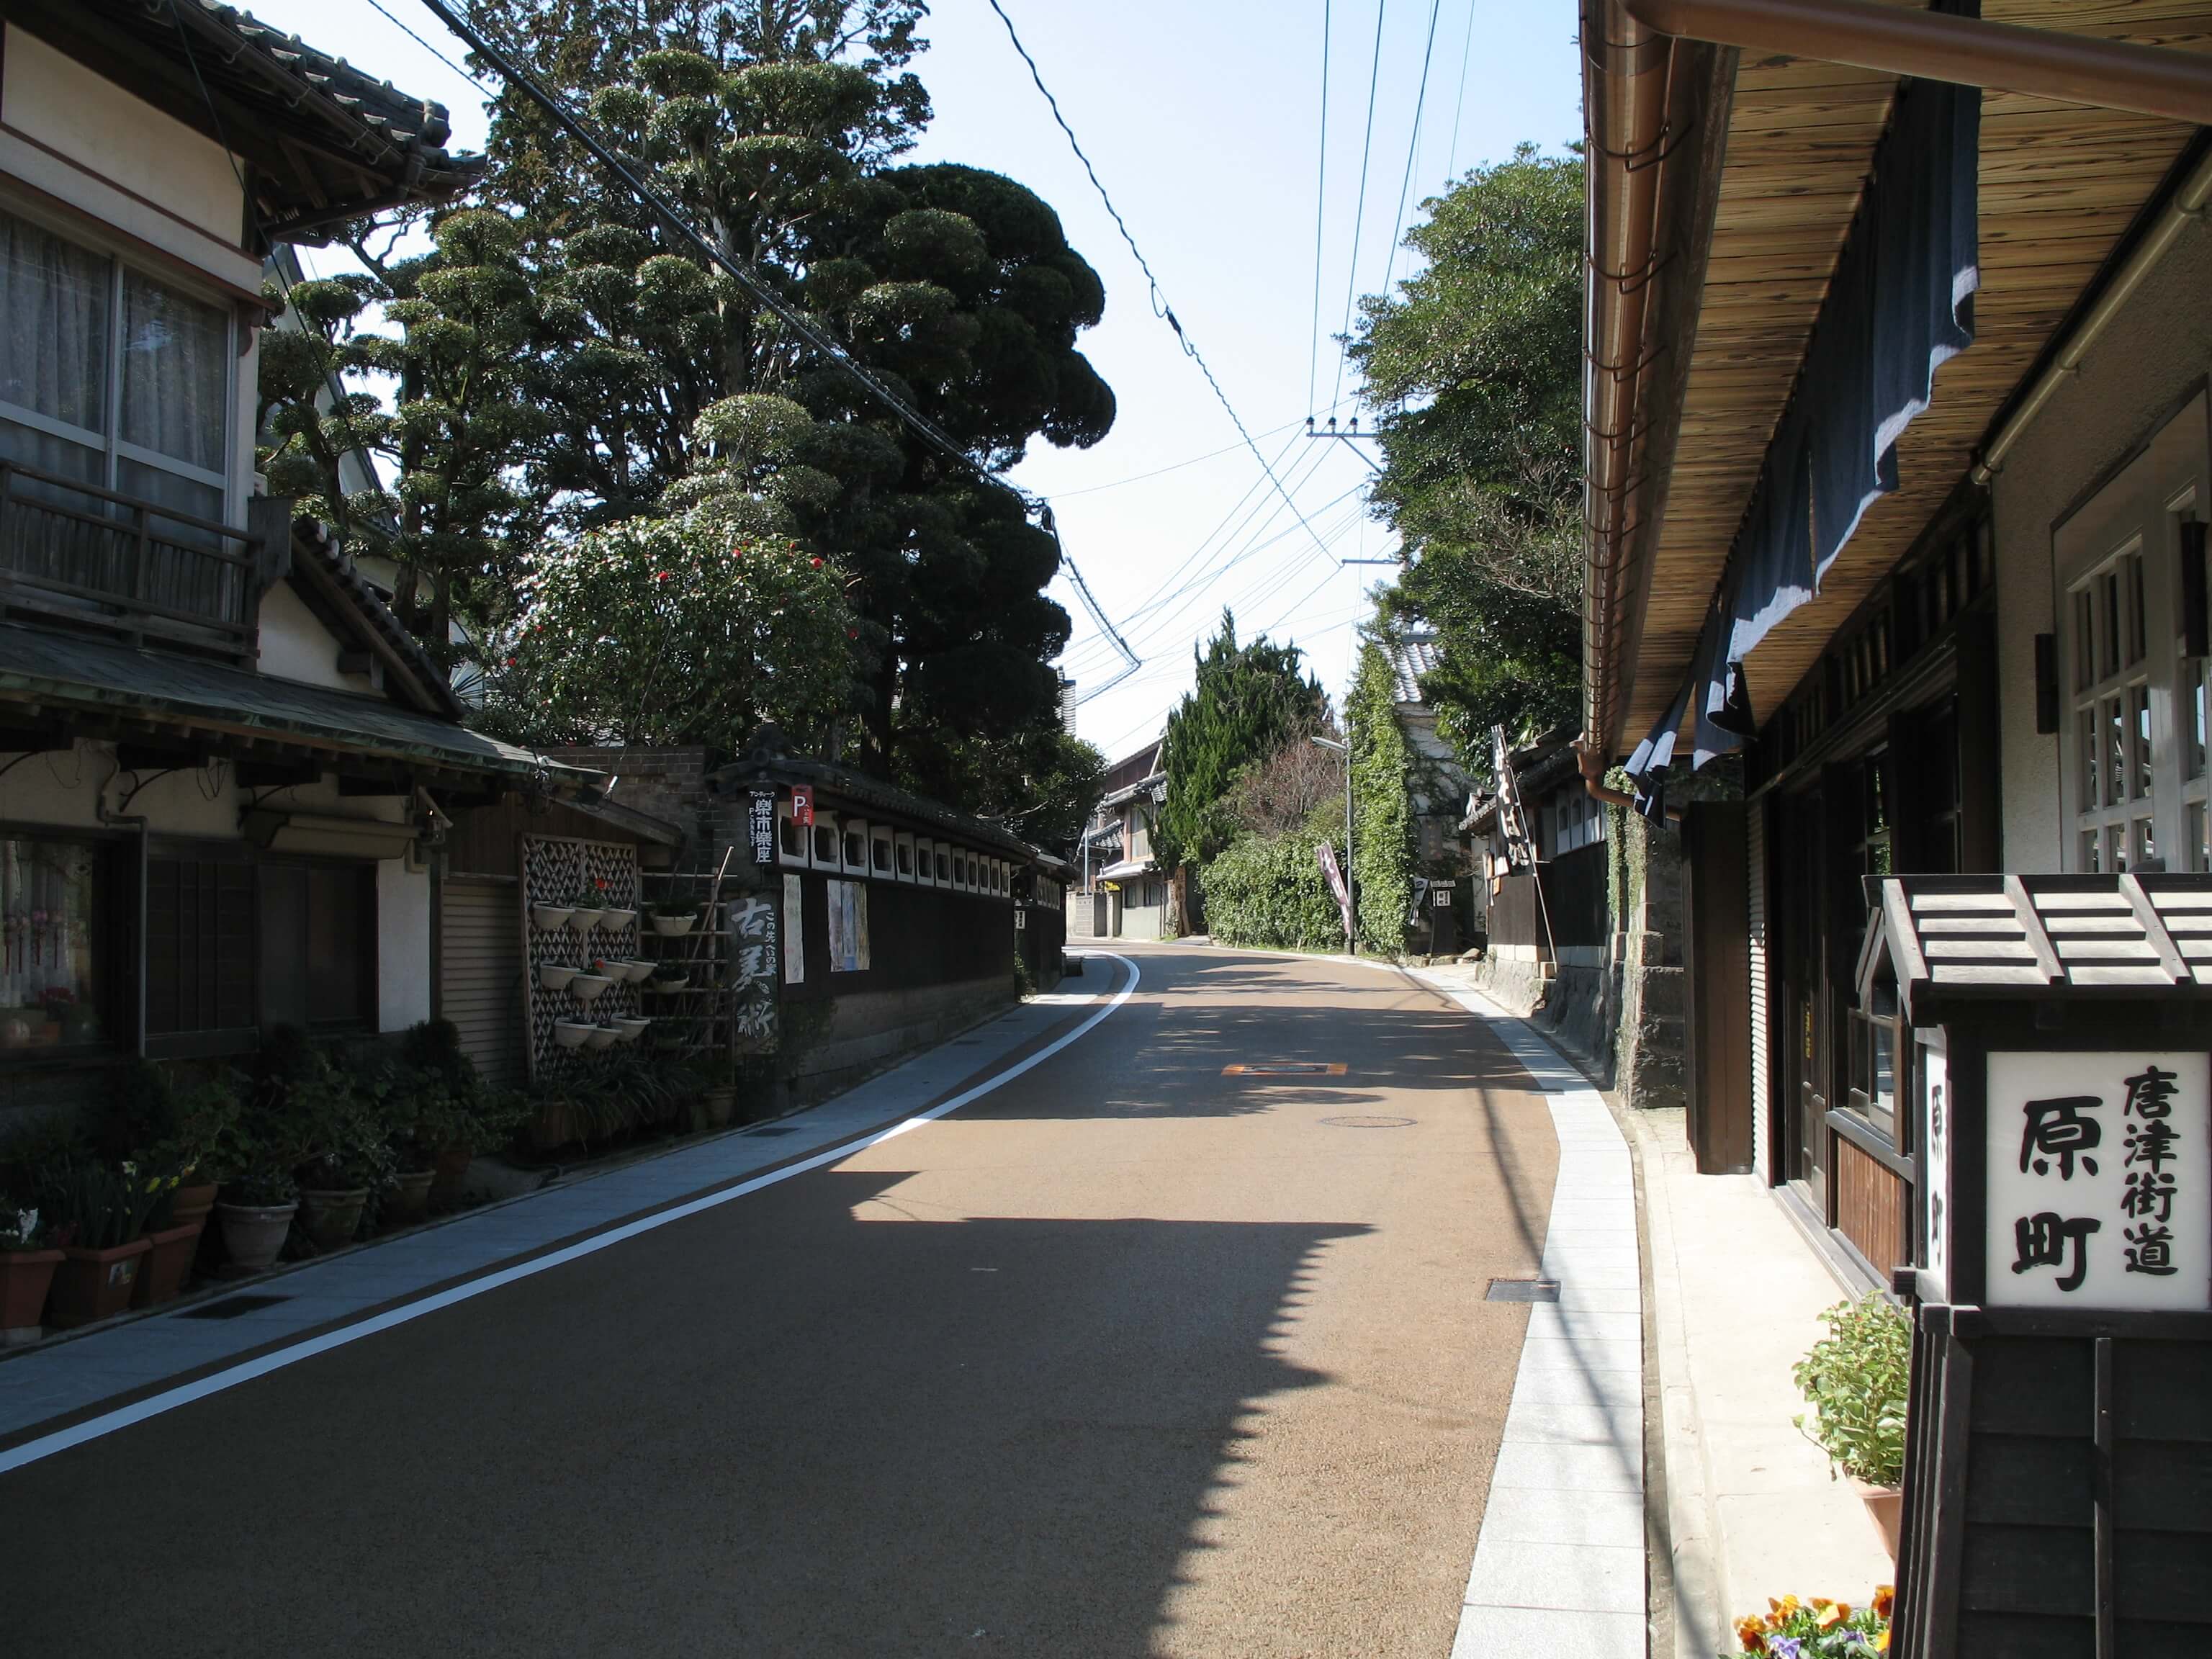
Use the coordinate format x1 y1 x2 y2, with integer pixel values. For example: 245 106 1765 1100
1625 0 2212 127
1578 739 1684 822
1582 0 1678 763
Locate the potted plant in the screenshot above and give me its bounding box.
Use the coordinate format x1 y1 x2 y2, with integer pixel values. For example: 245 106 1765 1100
565 888 606 931
651 961 690 993
0 1204 60 1344
649 900 699 938
1794 1294 1911 1557
40 1160 160 1326
1731 1586 1892 1655
598 901 637 933
292 1053 395 1251
539 961 580 992
567 968 613 1006
530 896 575 932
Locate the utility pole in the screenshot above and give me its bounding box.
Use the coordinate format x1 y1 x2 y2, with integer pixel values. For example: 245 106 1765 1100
1311 729 1353 955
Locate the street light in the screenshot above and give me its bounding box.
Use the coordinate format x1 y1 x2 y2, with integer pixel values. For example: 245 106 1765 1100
1310 731 1352 955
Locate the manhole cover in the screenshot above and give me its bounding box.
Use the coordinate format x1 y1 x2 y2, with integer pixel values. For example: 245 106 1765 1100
1486 1278 1560 1303
1319 1114 1416 1128
1223 1062 1347 1076
179 1292 292 1320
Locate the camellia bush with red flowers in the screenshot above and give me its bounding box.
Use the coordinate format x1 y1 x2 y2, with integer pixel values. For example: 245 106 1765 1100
479 511 855 755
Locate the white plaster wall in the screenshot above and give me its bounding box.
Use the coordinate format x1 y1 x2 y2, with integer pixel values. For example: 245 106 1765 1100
377 860 432 1033
257 581 378 696
1990 222 2212 873
2 27 240 243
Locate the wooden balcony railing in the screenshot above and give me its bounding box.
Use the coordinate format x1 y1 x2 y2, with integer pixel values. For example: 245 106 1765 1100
0 461 271 660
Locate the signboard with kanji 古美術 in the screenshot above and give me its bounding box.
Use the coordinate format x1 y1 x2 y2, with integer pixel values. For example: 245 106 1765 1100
1985 1049 2209 1310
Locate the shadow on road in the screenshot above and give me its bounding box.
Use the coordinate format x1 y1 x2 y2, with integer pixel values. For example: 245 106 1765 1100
2 1165 1372 1658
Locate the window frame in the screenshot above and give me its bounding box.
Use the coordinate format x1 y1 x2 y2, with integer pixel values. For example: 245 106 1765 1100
0 821 134 1063
2056 395 2209 874
0 195 237 521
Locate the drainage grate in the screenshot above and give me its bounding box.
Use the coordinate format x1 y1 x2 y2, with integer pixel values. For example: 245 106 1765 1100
1222 1062 1347 1076
1485 1278 1560 1303
743 1125 799 1138
179 1292 292 1320
1319 1114 1415 1129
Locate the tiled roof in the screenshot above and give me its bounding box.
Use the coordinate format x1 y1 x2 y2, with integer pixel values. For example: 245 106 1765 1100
1386 633 1444 704
287 518 465 721
37 2 487 242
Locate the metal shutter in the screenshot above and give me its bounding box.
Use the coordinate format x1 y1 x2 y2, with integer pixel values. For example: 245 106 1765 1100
439 877 523 1087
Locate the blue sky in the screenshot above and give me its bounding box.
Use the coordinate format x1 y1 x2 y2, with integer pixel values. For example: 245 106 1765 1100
249 1 1581 764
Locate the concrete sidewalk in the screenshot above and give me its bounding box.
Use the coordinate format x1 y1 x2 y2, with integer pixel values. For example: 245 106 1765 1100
0 955 1131 1460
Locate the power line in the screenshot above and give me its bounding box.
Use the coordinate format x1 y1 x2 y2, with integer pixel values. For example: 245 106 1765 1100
1380 0 1447 304
1445 0 1478 181
1307 0 1332 418
983 0 1341 571
407 1 1146 680
1328 0 1391 412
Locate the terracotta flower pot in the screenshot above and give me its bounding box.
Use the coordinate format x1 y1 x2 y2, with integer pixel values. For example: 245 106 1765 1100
0 1248 63 1343
384 1169 436 1225
48 1238 151 1328
428 1145 473 1211
297 1188 368 1251
168 1180 219 1231
1855 1478 1903 1559
132 1220 206 1308
217 1202 297 1272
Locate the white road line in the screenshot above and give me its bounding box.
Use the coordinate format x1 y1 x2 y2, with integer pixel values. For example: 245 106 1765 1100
0 954 1142 1476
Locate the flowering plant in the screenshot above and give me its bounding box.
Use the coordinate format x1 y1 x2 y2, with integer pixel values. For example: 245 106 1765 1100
1732 1588 1892 1655
0 1205 40 1249
1794 1295 1911 1486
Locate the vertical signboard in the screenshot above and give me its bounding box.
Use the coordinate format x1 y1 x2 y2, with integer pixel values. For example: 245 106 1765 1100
747 788 775 868
1985 1049 2210 1310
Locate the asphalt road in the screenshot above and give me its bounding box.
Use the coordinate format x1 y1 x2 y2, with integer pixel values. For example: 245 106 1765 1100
7 945 1560 1658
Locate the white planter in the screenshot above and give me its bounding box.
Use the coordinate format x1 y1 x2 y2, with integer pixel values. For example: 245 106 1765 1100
650 912 697 938
552 1020 593 1050
621 959 657 984
652 974 688 994
567 973 613 1005
569 907 607 932
598 908 637 932
613 1017 651 1043
538 962 578 992
585 1024 619 1050
531 904 575 932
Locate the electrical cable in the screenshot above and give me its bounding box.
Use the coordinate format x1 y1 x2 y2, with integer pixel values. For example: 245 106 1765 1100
982 0 1341 570
1445 0 1478 181
1328 0 1391 412
1307 0 1332 419
412 0 1143 680
1379 0 1447 305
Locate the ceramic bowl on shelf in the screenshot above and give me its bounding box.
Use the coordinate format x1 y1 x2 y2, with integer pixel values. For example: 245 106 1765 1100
531 904 575 932
650 911 698 938
539 962 579 992
585 1023 620 1050
553 1020 593 1049
613 1016 651 1043
652 973 689 994
569 907 607 932
598 907 637 932
567 973 613 1005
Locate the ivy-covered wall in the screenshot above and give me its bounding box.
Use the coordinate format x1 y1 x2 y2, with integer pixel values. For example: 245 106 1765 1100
1202 832 1346 952
1348 642 1413 953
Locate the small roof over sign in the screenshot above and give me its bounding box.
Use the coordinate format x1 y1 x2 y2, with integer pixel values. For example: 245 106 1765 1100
1857 874 2212 1024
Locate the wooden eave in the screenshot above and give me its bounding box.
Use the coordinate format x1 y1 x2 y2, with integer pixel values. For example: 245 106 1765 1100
1611 0 2212 752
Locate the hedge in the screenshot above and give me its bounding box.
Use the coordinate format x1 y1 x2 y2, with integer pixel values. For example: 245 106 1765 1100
1202 832 1346 951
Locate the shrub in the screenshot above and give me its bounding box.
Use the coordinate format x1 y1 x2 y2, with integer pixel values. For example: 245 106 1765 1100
1732 1586 1893 1655
1793 1295 1911 1487
1202 832 1346 952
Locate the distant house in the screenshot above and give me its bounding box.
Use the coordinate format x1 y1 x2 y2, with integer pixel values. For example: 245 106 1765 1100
0 3 600 1124
1382 631 1475 953
1068 736 1169 940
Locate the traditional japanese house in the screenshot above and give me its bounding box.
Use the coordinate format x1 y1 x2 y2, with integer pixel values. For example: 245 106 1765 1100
717 744 1069 1102
1069 734 1169 940
1579 0 2212 1274
0 1 601 1127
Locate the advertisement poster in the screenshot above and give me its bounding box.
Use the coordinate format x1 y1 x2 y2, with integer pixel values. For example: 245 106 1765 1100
827 878 870 973
781 873 805 984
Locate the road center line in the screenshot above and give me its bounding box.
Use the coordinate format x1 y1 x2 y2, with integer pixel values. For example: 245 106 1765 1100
0 953 1142 1477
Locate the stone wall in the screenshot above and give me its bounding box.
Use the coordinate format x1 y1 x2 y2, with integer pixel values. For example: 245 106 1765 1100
779 975 1018 1104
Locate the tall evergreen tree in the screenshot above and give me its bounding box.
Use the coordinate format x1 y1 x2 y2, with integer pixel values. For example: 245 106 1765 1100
1157 611 1330 873
1348 143 1584 762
